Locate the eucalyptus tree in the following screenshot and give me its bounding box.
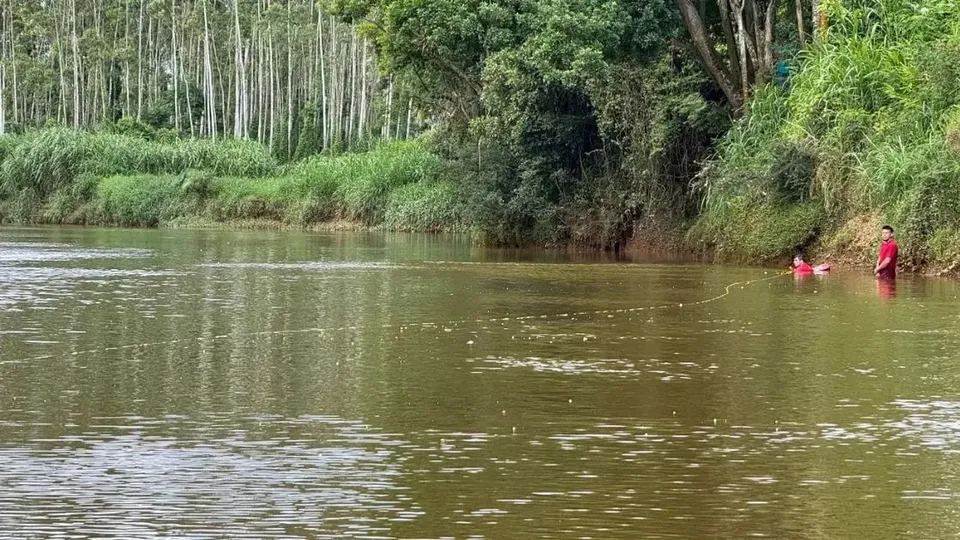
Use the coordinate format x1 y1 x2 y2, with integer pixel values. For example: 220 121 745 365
0 0 406 156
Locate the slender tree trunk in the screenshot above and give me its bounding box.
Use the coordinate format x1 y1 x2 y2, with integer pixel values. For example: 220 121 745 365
330 15 339 145
71 0 81 128
729 0 751 98
257 29 265 142
123 0 131 117
213 40 229 136
795 0 806 41
254 5 263 142
763 0 776 77
182 32 195 137
234 0 244 138
0 40 6 135
147 17 156 106
346 29 355 145
286 0 293 157
812 0 820 38
243 45 251 139
136 0 145 120
268 30 275 151
394 97 402 139
10 3 18 125
57 8 67 124
747 0 762 77
717 0 742 98
358 38 368 141
172 0 181 131
384 78 393 139
202 0 217 138
318 11 328 148
338 29 347 144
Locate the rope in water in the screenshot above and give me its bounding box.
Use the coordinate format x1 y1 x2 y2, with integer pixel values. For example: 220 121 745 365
6 271 791 365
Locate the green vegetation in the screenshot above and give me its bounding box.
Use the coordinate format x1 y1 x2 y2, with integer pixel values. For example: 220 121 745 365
336 0 731 248
0 129 461 232
694 0 960 269
0 0 414 158
3 0 960 273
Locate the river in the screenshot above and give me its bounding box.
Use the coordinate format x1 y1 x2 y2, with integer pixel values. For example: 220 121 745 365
1 227 958 539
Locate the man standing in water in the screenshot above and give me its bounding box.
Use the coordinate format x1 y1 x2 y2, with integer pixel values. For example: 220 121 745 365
874 225 898 279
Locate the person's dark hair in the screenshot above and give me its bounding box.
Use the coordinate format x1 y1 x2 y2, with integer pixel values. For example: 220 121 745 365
882 225 894 233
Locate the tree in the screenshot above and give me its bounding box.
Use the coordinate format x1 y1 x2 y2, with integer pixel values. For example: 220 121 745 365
675 0 781 110
0 0 406 157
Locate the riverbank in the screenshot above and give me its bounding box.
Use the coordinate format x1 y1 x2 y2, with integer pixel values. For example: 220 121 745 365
0 129 465 234
1 119 957 277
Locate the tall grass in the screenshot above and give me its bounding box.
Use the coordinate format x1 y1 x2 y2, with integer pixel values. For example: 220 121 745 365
0 132 464 232
202 140 452 228
94 175 191 227
0 129 276 204
384 180 464 232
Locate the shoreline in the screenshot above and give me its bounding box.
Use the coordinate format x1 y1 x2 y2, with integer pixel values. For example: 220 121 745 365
2 219 950 278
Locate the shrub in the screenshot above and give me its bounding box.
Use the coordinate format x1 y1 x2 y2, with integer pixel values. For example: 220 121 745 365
95 175 193 227
769 141 818 203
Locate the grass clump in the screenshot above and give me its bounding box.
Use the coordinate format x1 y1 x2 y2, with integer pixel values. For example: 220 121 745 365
94 175 195 227
334 141 443 224
200 140 447 228
384 180 464 232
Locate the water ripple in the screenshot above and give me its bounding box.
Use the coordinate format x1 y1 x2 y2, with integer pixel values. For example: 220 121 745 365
0 415 418 539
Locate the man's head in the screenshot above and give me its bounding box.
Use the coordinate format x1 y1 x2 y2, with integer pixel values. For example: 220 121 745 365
793 253 804 266
881 225 894 242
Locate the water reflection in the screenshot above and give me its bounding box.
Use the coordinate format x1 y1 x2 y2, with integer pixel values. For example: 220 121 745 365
877 278 897 298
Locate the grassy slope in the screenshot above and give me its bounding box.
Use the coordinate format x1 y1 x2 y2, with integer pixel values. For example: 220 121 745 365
0 129 464 233
691 0 960 272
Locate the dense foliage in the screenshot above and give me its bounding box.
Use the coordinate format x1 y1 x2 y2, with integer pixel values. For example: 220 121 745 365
336 0 732 247
695 0 960 269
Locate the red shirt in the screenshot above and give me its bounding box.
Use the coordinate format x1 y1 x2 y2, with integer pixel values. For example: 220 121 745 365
793 261 813 274
878 239 898 279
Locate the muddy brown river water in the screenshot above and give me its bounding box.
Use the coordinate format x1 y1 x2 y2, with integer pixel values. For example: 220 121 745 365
1 227 959 539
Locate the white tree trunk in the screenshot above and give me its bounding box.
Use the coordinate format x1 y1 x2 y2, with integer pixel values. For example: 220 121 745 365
347 27 357 145
136 0 145 120
71 0 81 128
358 38 368 141
318 10 328 148
0 58 6 135
172 0 181 131
234 0 245 138
405 98 413 139
812 0 820 38
383 78 393 139
286 0 293 157
202 0 217 138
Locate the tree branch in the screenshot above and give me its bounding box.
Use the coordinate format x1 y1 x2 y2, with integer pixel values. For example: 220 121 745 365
676 0 743 109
